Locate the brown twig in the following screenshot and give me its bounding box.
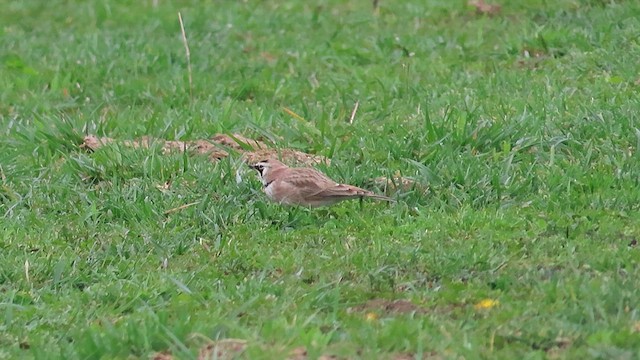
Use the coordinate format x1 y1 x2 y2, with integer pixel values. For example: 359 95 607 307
164 201 199 215
348 100 360 124
178 12 193 98
282 107 306 122
25 260 30 283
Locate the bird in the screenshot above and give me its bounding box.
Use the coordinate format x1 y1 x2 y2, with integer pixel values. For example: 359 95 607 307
249 159 394 207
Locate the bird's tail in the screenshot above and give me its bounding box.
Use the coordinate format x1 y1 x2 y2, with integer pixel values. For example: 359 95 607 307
364 193 396 202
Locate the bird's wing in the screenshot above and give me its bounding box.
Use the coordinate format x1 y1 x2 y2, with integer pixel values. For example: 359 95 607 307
309 184 375 199
281 168 393 203
279 168 333 197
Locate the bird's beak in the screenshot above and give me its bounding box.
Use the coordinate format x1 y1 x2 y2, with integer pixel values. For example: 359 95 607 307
249 163 258 170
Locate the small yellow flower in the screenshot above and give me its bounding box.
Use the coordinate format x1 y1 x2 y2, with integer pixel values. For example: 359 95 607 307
474 299 499 310
365 312 379 321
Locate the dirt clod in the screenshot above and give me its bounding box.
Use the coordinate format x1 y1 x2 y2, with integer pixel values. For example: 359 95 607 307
151 351 173 360
468 0 501 15
198 339 247 360
81 134 329 167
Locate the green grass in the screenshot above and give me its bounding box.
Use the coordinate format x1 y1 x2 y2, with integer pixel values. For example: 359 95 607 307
2 0 640 358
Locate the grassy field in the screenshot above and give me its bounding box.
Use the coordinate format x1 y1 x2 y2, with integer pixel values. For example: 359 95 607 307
2 0 640 358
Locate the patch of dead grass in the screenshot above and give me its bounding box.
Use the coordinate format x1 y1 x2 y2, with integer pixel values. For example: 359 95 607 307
348 299 424 316
545 337 572 359
369 172 428 196
197 339 248 360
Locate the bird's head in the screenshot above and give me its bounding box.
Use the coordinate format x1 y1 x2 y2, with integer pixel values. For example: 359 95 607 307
249 159 286 184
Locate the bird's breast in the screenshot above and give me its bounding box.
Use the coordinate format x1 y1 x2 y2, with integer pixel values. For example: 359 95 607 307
264 182 276 200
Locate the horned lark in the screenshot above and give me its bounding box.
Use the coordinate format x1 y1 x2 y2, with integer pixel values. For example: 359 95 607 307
250 159 393 207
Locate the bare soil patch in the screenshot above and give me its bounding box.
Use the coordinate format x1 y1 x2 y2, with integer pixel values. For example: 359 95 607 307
81 134 329 166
